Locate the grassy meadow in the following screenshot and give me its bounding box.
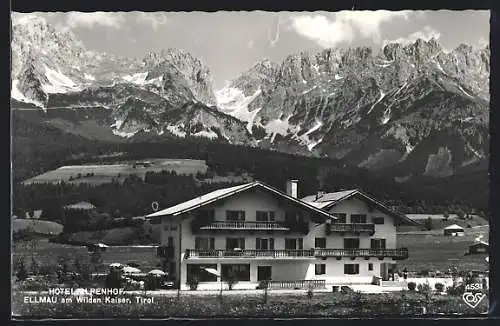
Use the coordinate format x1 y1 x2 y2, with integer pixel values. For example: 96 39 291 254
11 290 488 318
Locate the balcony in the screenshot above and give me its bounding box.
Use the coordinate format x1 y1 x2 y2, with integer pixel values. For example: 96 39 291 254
185 249 316 259
314 248 409 260
157 246 175 258
327 223 375 235
192 220 309 234
198 221 290 231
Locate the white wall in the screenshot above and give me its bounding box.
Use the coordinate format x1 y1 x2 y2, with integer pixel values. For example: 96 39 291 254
157 189 401 288
328 197 397 249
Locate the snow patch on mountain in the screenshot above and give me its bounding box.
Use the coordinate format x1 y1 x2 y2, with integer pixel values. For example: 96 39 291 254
297 120 323 151
112 129 137 138
215 87 262 132
367 91 386 114
193 130 218 140
42 65 80 93
84 73 96 81
11 79 45 109
457 85 474 98
265 115 293 143
335 74 343 80
166 125 187 138
123 72 148 85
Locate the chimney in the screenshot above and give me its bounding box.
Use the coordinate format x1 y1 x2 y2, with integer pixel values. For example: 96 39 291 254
286 180 298 198
316 191 325 200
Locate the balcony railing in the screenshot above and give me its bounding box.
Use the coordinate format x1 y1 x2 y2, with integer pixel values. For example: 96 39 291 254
327 223 375 235
314 248 409 260
185 249 315 259
157 246 175 258
192 220 309 234
184 248 409 260
268 279 326 290
198 221 291 231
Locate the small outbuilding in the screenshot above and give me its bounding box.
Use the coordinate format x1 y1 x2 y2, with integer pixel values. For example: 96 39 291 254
468 241 489 254
443 224 465 236
87 242 109 253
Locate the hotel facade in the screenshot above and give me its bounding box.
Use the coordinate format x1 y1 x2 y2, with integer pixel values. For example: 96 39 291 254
148 180 416 290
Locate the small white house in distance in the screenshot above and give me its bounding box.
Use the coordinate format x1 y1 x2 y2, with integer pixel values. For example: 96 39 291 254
148 180 416 290
443 224 465 236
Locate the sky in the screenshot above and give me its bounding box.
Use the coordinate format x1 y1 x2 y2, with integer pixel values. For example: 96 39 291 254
13 10 490 89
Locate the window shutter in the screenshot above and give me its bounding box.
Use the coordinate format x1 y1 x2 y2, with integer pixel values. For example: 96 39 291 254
269 211 275 221
270 238 275 250
210 238 215 249
256 238 261 250
298 238 303 250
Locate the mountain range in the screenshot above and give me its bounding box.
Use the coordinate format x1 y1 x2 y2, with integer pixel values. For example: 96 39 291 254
11 15 490 183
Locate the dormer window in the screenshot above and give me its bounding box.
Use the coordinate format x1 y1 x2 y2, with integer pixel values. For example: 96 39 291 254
372 217 385 225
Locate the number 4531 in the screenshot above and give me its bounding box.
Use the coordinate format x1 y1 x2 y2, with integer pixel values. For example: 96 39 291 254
465 283 483 291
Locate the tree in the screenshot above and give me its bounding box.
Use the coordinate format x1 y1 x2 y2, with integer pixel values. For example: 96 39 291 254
16 258 28 281
424 217 433 231
30 256 39 275
443 212 449 220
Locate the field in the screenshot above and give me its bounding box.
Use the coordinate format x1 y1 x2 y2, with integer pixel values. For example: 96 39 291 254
22 158 208 185
12 239 160 273
398 215 488 233
12 219 64 235
11 290 488 318
397 225 489 273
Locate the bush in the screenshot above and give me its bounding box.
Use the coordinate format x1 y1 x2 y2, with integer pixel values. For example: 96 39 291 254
144 275 160 290
435 283 445 292
446 284 465 296
105 269 124 288
408 282 416 291
187 275 199 290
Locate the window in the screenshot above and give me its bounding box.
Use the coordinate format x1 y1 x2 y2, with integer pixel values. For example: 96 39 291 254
315 264 326 275
344 264 360 275
285 238 296 250
333 213 347 223
164 225 169 231
256 238 274 250
285 238 303 250
372 217 385 225
351 214 367 224
371 239 386 249
167 236 174 247
221 264 250 281
368 263 373 271
256 211 275 222
226 238 245 250
257 266 272 281
315 237 326 248
344 238 360 249
226 210 245 221
187 264 217 282
195 237 215 250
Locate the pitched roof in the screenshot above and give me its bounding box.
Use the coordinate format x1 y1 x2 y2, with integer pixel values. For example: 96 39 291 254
63 201 96 210
302 189 418 226
147 181 335 219
444 224 465 230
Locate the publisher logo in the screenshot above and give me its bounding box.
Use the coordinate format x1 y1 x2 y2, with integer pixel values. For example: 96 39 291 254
462 283 486 308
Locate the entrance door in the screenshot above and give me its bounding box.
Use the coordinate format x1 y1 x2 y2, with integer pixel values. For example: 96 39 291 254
257 266 272 281
380 263 389 281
